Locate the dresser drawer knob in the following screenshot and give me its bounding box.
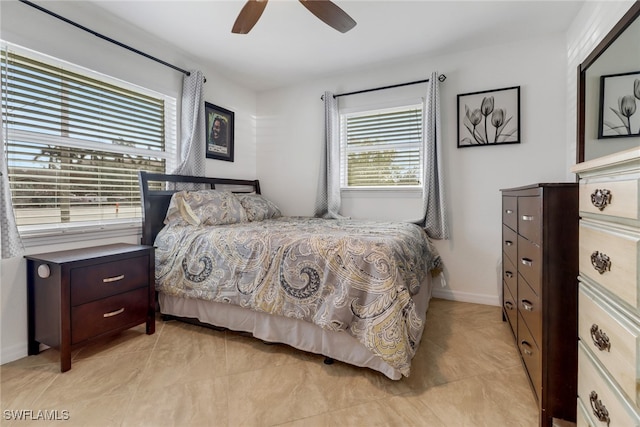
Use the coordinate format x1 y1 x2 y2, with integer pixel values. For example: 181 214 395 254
521 300 534 312
520 258 533 267
505 209 514 214
589 391 610 426
521 215 534 221
505 301 514 310
520 340 534 356
590 251 611 275
103 274 125 283
590 188 612 211
590 324 611 352
504 240 513 246
103 307 125 318
505 271 514 279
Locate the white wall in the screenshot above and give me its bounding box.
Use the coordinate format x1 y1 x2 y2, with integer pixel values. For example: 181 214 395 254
257 33 571 306
0 1 258 364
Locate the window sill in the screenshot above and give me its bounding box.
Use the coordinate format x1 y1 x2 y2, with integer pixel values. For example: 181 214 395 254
20 220 142 248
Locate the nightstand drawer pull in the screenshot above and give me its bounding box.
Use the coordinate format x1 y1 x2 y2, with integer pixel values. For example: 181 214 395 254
590 188 612 211
589 391 610 426
590 324 611 352
521 258 533 267
521 300 534 311
103 274 125 283
103 307 125 318
521 215 534 221
590 251 611 275
520 340 534 356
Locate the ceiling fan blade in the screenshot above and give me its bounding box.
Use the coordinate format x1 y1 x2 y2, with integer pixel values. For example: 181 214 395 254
232 0 268 34
299 0 356 33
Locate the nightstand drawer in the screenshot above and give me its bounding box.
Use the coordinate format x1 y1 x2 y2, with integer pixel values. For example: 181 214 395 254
518 196 542 244
518 235 542 292
71 255 150 306
503 196 518 231
71 287 148 344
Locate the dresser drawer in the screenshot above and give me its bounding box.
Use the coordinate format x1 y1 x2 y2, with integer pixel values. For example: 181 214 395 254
578 341 640 427
579 178 639 221
579 285 640 406
503 282 517 337
519 279 541 346
71 287 149 344
503 196 518 231
518 235 542 293
576 397 593 427
579 221 640 310
518 196 542 244
503 224 517 264
71 255 150 306
518 312 541 400
503 255 517 301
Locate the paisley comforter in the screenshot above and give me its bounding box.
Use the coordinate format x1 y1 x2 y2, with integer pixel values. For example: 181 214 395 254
154 216 441 376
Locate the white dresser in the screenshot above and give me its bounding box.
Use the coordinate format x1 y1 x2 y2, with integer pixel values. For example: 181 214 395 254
571 147 640 427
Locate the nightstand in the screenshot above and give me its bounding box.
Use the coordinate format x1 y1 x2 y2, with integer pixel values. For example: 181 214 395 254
25 243 155 372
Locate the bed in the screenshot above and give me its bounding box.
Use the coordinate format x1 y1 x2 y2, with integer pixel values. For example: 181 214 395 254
138 171 442 380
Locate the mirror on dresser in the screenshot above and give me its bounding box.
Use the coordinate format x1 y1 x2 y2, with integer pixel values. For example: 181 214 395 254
577 2 640 162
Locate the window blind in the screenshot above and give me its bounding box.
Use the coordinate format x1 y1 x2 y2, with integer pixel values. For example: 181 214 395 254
341 105 422 187
1 47 176 229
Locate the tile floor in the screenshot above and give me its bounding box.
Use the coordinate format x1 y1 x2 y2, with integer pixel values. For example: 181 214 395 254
1 298 539 426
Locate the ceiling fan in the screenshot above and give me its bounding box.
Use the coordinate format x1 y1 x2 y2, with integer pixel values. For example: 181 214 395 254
232 0 357 34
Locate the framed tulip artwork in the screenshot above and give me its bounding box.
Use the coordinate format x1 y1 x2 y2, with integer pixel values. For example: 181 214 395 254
598 71 640 139
457 86 520 148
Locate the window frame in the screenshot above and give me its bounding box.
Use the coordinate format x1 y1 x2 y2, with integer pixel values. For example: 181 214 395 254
1 42 177 245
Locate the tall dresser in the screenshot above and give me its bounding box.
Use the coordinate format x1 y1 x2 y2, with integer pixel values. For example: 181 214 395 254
571 148 640 427
501 183 579 426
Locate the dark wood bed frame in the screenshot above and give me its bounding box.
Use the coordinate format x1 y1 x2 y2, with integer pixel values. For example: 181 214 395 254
137 171 261 246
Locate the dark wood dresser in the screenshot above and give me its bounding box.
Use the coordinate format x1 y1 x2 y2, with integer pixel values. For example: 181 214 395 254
501 183 579 426
26 243 155 372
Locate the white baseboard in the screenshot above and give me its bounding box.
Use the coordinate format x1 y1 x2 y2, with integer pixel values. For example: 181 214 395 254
1 342 27 365
432 287 500 307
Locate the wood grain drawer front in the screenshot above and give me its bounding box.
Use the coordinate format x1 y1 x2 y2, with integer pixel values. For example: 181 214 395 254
503 196 518 231
518 196 542 244
578 341 640 427
503 255 517 301
518 278 541 347
517 235 542 293
579 179 639 221
71 287 148 344
71 255 149 306
518 312 541 400
503 224 517 265
503 282 517 337
579 222 640 310
578 286 640 406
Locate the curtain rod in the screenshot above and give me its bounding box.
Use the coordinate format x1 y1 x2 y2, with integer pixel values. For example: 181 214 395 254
18 0 198 80
322 74 446 100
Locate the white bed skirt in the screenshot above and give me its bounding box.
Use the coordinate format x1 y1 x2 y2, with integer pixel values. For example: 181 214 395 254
158 274 433 380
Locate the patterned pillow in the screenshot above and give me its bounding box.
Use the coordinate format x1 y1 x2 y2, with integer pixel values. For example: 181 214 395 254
235 194 282 221
165 190 248 226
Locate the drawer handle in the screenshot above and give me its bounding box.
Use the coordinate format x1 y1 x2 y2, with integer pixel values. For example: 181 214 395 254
589 391 610 427
521 215 534 221
103 274 125 283
520 340 533 356
590 251 611 275
505 209 514 214
103 307 125 318
590 188 612 211
521 299 534 312
520 258 533 267
505 301 514 310
505 271 514 279
505 240 513 246
590 324 611 352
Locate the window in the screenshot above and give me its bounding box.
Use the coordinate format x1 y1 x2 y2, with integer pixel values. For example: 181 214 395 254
1 44 176 236
340 103 423 188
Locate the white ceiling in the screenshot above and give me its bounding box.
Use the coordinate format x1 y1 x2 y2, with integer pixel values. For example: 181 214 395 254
82 0 585 91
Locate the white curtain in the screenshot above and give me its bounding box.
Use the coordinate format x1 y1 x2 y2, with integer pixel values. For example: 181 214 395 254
173 70 205 176
0 110 24 259
315 91 347 219
419 72 449 239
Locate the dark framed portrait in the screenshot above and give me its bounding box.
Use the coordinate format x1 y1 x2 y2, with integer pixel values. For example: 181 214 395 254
598 70 640 139
457 86 520 148
205 102 234 162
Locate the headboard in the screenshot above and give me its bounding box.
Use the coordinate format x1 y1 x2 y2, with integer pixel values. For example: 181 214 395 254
138 171 261 246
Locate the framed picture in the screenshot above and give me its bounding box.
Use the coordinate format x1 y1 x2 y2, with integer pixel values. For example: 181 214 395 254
457 86 520 148
205 102 234 162
598 71 640 139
